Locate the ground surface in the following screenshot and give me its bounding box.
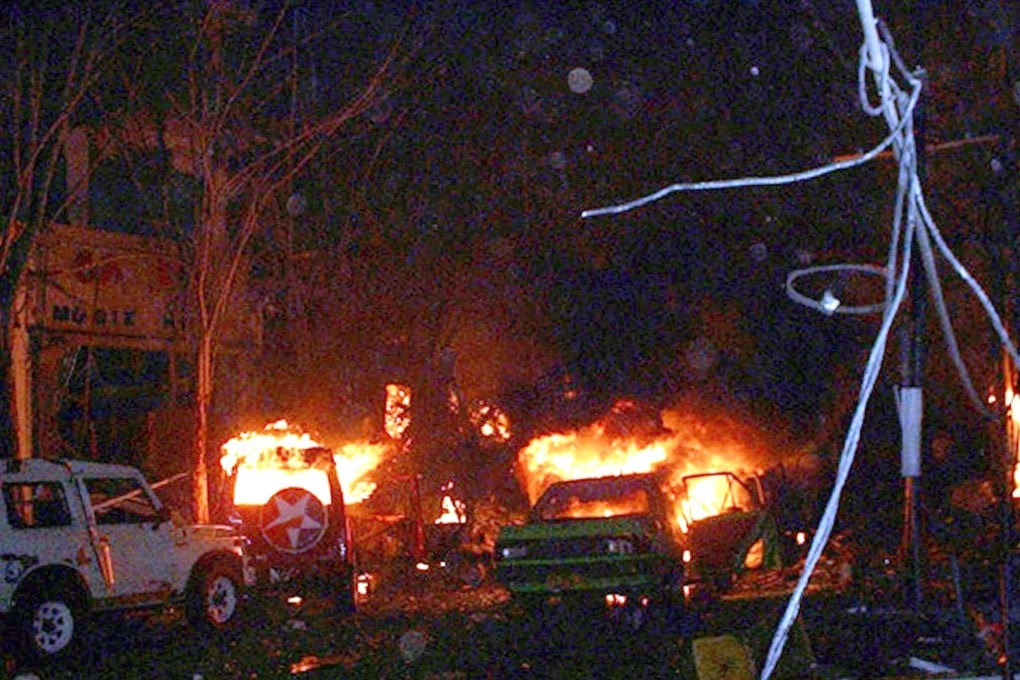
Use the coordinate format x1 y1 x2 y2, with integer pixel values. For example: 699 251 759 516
1 569 1005 679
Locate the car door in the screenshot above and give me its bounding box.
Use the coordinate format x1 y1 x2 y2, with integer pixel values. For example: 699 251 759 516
79 475 174 604
1 479 101 586
683 472 778 585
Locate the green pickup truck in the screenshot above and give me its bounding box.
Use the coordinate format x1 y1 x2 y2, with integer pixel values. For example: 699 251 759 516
494 470 780 626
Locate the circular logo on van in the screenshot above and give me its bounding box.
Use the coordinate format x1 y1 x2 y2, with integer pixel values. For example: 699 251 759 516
260 487 327 554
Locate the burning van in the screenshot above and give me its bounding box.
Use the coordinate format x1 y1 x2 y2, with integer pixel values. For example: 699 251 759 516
220 422 356 611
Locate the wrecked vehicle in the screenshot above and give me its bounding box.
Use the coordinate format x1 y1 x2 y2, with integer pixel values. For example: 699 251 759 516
222 436 356 612
494 468 782 622
494 472 685 626
0 458 251 665
680 471 781 592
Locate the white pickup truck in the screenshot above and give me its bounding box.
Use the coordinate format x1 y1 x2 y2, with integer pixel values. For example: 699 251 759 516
0 458 253 664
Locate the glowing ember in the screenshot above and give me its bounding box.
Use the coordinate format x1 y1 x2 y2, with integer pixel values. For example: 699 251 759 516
471 402 512 442
385 384 411 440
436 496 467 524
221 420 386 507
1007 384 1020 500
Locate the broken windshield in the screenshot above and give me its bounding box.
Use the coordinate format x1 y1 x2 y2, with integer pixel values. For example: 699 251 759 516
532 475 654 521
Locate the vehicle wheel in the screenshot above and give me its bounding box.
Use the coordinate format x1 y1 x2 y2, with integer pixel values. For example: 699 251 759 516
325 565 356 616
334 577 356 615
459 561 486 588
14 584 86 665
186 557 243 631
611 599 649 632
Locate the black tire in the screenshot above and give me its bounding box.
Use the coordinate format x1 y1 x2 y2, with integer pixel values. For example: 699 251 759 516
185 557 243 632
333 574 357 616
610 598 651 632
13 583 86 665
513 593 548 614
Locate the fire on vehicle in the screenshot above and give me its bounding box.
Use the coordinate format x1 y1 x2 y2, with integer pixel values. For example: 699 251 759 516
219 420 387 610
494 399 786 624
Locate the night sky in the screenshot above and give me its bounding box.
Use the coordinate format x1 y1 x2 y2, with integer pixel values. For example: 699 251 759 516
366 0 1019 525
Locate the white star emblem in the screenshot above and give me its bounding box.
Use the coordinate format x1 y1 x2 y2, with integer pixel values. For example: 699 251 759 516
260 488 327 553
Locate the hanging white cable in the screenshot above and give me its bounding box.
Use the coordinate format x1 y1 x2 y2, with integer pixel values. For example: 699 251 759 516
855 0 885 78
761 13 928 673
914 208 996 418
761 232 911 678
915 185 1020 373
865 16 993 416
579 108 913 219
760 93 922 680
785 263 887 316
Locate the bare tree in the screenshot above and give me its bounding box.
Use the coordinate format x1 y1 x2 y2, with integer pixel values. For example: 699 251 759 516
153 2 409 521
0 5 132 459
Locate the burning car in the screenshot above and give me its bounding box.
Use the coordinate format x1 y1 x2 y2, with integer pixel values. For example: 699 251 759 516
220 423 356 611
494 467 784 619
494 472 685 626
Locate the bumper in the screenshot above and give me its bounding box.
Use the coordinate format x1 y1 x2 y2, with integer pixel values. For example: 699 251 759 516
497 554 671 596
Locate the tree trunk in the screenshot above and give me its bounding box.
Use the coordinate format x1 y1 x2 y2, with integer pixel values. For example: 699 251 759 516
192 328 214 522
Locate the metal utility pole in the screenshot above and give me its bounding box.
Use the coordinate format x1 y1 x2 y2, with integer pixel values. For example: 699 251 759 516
897 63 927 613
897 260 925 613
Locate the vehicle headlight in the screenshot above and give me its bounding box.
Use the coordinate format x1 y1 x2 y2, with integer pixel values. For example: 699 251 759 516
605 538 634 555
499 545 527 559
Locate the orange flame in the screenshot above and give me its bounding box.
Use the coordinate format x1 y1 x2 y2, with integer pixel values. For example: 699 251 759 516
1007 384 1020 500
334 442 386 504
675 472 758 532
517 424 669 505
385 384 411 440
221 420 387 506
435 480 467 524
516 400 770 530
